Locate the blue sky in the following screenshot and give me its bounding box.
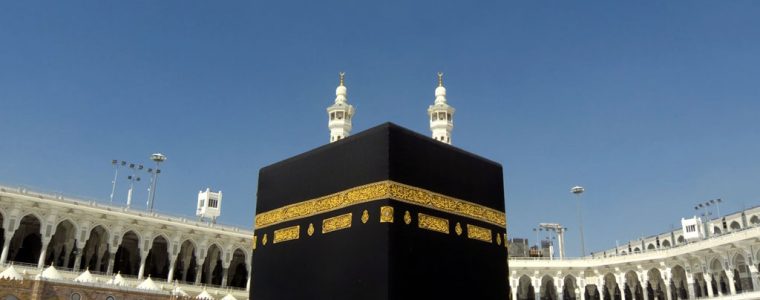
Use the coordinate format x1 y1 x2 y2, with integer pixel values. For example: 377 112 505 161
1 1 759 257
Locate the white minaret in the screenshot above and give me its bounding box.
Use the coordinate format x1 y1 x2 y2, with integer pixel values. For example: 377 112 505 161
327 72 355 143
428 72 455 144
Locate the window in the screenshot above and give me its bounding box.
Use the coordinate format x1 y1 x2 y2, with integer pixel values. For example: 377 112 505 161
447 113 451 121
199 199 205 207
336 111 344 119
106 296 116 300
432 114 438 121
209 199 218 208
71 294 81 300
439 112 446 120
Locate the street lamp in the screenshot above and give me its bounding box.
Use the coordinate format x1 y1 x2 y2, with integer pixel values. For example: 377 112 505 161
147 153 166 211
571 186 586 257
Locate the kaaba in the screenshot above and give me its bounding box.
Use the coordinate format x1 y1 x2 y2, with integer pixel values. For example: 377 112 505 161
252 123 508 300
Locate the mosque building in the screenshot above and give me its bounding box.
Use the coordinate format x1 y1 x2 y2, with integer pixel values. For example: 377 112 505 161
1 73 759 300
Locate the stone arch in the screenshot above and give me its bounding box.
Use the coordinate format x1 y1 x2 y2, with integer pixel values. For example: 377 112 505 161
647 243 656 251
201 243 224 285
624 271 643 300
584 284 600 300
714 227 722 235
227 248 248 288
730 221 741 230
517 275 535 300
677 235 684 244
173 239 198 283
8 214 42 264
602 273 621 300
633 247 641 254
670 265 688 299
709 258 729 295
732 253 753 293
750 215 760 225
646 268 666 300
620 251 627 255
563 275 578 300
540 274 557 300
661 240 671 248
44 219 77 268
145 235 170 279
113 230 141 276
80 225 109 272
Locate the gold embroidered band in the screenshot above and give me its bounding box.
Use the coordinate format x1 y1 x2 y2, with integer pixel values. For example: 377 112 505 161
273 225 300 244
322 213 353 234
418 213 449 234
255 181 506 229
467 224 492 243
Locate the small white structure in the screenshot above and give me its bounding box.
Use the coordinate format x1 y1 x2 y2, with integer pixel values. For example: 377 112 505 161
137 276 160 291
221 293 238 300
327 72 355 143
0 266 23 281
196 289 215 300
74 269 95 283
682 216 705 241
36 265 63 280
197 188 222 223
428 72 455 145
107 272 127 286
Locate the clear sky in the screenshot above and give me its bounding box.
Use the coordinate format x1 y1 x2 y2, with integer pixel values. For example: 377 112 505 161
1 1 759 257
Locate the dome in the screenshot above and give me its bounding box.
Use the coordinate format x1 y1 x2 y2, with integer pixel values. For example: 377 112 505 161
137 276 160 291
37 265 63 280
0 266 23 281
74 269 95 283
435 86 446 97
336 85 347 96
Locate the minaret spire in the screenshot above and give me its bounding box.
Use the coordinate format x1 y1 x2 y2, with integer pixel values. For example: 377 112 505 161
428 72 455 144
327 72 355 143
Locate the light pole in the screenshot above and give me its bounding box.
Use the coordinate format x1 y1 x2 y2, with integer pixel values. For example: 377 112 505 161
109 160 126 203
125 163 142 208
147 153 166 211
571 186 586 257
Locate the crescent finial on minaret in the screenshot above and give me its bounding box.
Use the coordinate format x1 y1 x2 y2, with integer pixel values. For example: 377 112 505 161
339 72 346 86
437 72 444 87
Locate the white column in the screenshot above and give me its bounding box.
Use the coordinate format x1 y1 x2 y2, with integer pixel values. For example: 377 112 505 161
726 270 737 295
0 231 13 265
703 274 714 298
685 277 695 299
166 254 178 283
72 244 83 271
37 238 51 268
534 278 542 300
748 265 760 291
195 257 206 284
106 251 116 275
137 250 148 279
664 280 672 300
640 272 649 300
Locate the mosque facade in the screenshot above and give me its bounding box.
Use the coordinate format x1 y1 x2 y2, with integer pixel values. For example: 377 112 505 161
1 73 758 300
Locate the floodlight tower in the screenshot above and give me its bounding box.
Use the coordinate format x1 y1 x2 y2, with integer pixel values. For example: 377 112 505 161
147 153 166 211
109 160 127 203
125 163 143 208
571 186 586 257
